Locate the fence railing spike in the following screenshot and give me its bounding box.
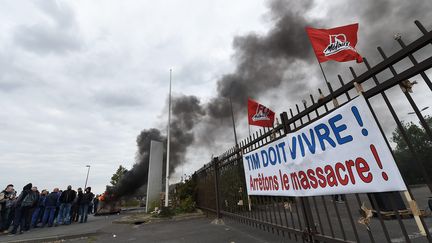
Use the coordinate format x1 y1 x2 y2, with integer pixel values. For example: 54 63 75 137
414 20 427 34
338 75 351 100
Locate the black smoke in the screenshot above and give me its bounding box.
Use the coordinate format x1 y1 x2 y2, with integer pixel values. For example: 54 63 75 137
113 96 204 197
200 0 318 145
112 128 164 197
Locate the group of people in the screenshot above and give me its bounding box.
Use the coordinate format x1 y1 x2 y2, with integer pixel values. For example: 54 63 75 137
0 183 100 235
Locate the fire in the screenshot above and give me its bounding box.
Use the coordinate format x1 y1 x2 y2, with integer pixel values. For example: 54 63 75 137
95 191 121 215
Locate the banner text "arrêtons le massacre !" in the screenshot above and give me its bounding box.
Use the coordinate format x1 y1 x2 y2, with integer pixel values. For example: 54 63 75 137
242 96 406 196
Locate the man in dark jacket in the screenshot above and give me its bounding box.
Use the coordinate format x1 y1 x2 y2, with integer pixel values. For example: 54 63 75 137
71 188 83 222
79 187 94 223
24 187 39 231
31 189 47 228
10 183 32 234
0 184 15 232
92 195 99 214
57 185 76 225
41 188 60 227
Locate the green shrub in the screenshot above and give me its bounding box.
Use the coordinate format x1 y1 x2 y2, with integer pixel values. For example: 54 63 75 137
172 175 198 214
177 196 195 213
158 206 175 218
148 200 160 212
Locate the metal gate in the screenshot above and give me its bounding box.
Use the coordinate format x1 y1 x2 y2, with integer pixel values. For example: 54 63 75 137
194 20 432 242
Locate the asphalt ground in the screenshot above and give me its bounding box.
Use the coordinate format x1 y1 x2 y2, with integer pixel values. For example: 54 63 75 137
0 212 285 243
66 218 284 243
1 208 430 242
0 213 123 243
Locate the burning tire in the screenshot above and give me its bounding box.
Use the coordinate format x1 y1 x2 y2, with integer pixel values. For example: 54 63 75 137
95 192 122 216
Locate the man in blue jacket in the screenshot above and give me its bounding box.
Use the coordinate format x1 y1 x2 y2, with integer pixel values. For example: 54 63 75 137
41 188 60 227
31 190 47 228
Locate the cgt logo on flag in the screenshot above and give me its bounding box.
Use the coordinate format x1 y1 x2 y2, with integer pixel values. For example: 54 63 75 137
248 98 275 127
324 34 354 56
306 23 363 63
252 105 271 122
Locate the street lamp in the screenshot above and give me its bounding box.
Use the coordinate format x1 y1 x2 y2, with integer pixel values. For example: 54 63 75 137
84 165 91 189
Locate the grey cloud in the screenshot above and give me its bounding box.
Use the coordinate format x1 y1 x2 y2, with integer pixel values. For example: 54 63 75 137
94 91 143 108
0 55 44 92
14 25 82 54
35 0 77 28
13 0 82 54
325 0 432 70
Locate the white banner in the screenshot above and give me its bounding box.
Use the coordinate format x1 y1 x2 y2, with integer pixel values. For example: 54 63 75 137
242 96 406 197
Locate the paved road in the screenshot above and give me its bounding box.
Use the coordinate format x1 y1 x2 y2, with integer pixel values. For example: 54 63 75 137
66 218 283 243
0 214 123 243
0 213 286 243
67 218 281 243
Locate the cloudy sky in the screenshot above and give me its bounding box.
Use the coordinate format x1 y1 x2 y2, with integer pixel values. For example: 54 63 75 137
1 0 431 194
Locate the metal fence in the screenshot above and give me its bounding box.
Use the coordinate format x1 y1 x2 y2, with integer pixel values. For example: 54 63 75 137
193 20 432 243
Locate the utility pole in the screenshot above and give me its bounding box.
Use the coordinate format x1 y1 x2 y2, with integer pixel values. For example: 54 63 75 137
84 165 91 189
165 69 172 207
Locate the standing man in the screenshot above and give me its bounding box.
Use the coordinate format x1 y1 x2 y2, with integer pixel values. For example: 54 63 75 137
53 190 62 223
71 188 83 222
57 185 76 225
24 187 39 231
10 183 32 235
92 195 99 214
41 188 60 227
0 184 15 233
79 187 94 223
31 189 47 228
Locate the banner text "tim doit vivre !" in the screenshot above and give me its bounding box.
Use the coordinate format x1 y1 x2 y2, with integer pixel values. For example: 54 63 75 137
242 96 406 197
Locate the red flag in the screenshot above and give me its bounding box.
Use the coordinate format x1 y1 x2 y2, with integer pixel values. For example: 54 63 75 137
306 23 363 63
248 98 275 127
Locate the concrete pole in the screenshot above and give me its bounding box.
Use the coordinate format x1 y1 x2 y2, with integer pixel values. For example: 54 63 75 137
165 69 172 207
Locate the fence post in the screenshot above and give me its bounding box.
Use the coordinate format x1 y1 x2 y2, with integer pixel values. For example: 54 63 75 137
280 112 290 134
211 156 224 224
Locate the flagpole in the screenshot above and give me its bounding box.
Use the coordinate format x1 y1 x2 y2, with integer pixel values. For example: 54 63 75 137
165 69 172 207
306 28 331 96
247 98 251 137
317 62 338 106
229 96 238 146
318 62 332 94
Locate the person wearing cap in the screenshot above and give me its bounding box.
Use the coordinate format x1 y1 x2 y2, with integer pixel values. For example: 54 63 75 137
79 187 94 223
